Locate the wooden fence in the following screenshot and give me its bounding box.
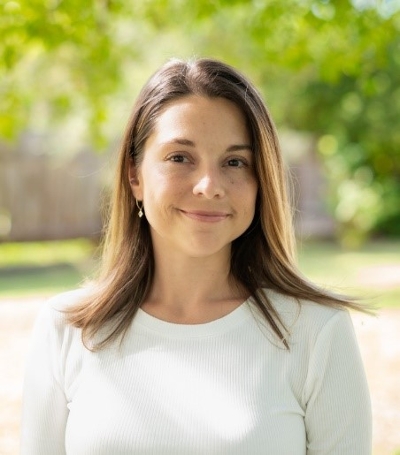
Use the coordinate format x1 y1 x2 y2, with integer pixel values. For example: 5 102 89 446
0 149 105 241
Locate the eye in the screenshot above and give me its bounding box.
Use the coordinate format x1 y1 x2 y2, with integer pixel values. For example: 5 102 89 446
167 154 190 163
226 158 247 168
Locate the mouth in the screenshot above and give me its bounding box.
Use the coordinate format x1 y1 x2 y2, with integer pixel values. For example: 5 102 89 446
179 210 230 223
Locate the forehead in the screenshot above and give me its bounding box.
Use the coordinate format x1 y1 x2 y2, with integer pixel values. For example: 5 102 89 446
151 95 249 139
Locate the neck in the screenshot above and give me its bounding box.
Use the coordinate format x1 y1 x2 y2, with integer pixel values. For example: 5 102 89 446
142 246 247 323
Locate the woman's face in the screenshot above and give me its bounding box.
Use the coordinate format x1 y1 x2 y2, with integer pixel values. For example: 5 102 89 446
129 95 258 261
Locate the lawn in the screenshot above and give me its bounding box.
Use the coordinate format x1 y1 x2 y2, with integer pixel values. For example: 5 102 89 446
297 240 400 309
0 239 98 298
0 238 399 307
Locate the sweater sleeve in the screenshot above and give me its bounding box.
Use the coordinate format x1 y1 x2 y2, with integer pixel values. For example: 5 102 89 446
303 310 372 455
20 302 69 455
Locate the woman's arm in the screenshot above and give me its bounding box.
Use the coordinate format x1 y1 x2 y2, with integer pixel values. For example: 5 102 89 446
304 310 372 455
21 302 69 455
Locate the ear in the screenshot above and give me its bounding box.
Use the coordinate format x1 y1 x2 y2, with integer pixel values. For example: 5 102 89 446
128 158 143 200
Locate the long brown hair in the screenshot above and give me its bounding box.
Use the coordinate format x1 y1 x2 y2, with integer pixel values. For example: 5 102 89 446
66 58 368 350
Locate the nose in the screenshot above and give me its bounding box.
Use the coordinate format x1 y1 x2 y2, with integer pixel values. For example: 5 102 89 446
192 167 226 199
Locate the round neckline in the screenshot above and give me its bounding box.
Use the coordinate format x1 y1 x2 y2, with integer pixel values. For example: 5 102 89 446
134 299 253 338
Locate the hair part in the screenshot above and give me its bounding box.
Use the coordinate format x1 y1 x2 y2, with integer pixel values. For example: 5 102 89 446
65 58 370 350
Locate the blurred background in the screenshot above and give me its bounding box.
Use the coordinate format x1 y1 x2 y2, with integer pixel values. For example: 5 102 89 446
0 0 399 454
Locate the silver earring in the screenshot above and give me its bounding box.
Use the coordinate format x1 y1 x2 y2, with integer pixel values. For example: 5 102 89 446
136 199 144 218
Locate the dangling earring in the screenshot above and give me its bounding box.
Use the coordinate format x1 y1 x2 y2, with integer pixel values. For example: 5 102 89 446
136 199 144 218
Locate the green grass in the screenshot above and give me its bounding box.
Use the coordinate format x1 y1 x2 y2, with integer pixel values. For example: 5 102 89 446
0 239 399 307
0 239 98 298
0 264 87 297
298 240 400 309
0 238 95 267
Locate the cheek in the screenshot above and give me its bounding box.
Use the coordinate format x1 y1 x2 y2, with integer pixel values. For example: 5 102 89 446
143 173 186 208
245 184 258 220
232 182 257 220
242 178 258 205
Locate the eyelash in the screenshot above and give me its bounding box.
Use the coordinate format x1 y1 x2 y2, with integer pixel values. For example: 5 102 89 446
167 154 190 163
166 154 249 168
225 158 248 168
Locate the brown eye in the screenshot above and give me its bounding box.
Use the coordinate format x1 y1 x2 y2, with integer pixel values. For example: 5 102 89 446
168 154 189 163
227 158 246 168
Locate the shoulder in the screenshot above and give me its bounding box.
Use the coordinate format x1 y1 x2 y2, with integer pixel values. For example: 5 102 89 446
27 290 91 395
34 288 90 334
260 288 353 347
47 287 92 311
263 287 347 324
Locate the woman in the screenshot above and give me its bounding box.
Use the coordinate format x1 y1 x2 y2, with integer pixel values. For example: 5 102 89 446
21 58 372 454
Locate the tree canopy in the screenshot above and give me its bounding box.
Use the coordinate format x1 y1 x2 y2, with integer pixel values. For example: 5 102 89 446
1 0 399 241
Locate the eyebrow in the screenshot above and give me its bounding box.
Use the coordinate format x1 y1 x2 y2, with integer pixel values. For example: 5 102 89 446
161 138 253 152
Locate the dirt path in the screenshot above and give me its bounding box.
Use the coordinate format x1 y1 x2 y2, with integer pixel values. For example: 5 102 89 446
1 297 399 455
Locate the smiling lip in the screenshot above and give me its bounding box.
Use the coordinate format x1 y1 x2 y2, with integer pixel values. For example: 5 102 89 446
180 210 230 223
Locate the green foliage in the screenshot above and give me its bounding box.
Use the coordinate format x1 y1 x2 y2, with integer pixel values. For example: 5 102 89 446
0 0 141 143
1 0 400 239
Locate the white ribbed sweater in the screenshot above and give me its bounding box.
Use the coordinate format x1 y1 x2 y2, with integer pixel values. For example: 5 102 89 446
21 289 372 454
